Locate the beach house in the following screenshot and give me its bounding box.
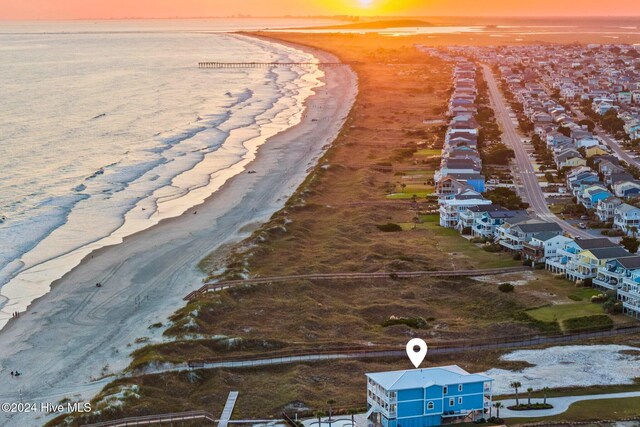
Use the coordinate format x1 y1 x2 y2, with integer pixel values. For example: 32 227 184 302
496 218 563 252
593 256 640 292
366 365 493 427
619 270 640 319
613 203 640 236
546 238 619 276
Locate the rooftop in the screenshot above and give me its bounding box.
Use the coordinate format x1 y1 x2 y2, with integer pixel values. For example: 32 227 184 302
366 365 492 391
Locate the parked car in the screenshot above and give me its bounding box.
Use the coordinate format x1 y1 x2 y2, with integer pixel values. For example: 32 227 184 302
578 222 587 229
580 215 589 220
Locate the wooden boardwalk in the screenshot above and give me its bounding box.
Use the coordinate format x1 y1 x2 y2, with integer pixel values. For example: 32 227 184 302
184 266 529 300
218 391 239 427
198 62 347 69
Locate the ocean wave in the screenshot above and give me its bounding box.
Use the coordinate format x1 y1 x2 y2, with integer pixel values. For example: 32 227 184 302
0 31 324 325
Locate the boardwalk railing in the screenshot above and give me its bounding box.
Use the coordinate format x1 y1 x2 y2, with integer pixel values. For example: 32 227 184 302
82 413 280 427
184 266 529 300
178 322 640 369
81 410 215 426
198 62 347 69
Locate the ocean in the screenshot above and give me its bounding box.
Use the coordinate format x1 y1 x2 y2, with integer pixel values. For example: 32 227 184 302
0 19 334 326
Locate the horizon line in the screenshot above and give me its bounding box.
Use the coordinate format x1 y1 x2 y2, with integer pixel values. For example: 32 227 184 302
3 15 640 22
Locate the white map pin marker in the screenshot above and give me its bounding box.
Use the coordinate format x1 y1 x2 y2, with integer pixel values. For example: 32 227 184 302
406 338 428 368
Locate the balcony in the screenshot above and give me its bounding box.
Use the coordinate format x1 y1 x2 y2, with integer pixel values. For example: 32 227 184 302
593 277 619 291
441 410 474 419
499 239 523 251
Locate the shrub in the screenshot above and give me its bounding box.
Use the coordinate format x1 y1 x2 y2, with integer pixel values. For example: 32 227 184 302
507 403 553 411
602 229 625 237
377 223 402 232
461 226 472 235
498 283 515 293
563 314 614 332
482 243 503 253
590 293 608 303
603 300 623 314
471 237 490 244
382 316 429 329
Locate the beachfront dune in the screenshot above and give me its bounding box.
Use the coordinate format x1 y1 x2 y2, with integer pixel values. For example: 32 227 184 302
0 36 357 427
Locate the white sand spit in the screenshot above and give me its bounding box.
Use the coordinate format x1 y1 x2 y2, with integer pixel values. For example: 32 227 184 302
485 345 640 394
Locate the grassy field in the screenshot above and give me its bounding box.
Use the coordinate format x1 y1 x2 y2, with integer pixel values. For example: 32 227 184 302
526 303 605 323
136 272 550 367
496 379 640 399
386 189 433 199
506 396 640 424
415 148 442 156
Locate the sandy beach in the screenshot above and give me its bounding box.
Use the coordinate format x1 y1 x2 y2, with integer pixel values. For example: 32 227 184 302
0 36 357 427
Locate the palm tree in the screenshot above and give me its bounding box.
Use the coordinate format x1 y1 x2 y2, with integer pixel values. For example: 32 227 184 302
510 381 522 405
493 402 503 420
542 387 550 405
348 408 357 427
327 400 336 421
527 388 533 405
314 411 323 427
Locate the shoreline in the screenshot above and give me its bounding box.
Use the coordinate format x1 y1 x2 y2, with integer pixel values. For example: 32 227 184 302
0 35 358 427
0 32 323 328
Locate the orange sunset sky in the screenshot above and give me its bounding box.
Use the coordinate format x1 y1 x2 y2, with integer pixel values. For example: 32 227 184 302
1 0 640 20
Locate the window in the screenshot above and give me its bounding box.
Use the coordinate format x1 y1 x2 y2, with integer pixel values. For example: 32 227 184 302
443 386 448 395
427 401 434 410
458 397 463 405
449 398 455 406
458 384 463 392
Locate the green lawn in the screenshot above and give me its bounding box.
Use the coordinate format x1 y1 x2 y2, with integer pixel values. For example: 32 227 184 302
548 204 565 215
415 148 442 156
568 288 602 301
403 169 435 176
386 192 432 199
496 381 640 400
526 303 604 323
396 214 519 269
506 396 640 424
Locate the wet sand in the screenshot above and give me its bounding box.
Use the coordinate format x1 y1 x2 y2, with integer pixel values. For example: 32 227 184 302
0 36 357 427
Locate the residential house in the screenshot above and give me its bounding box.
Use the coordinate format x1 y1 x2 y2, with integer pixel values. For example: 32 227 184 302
593 256 640 292
546 238 619 275
366 365 493 427
457 204 504 233
439 191 492 228
618 271 640 319
579 185 614 209
566 247 633 282
596 196 623 222
522 233 573 264
585 145 609 158
497 218 563 252
471 210 528 239
614 203 640 235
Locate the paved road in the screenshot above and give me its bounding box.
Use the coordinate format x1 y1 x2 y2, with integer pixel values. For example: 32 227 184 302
574 110 640 169
482 65 592 239
498 391 640 418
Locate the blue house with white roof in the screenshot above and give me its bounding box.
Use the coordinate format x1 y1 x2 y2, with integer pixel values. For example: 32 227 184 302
365 365 493 427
